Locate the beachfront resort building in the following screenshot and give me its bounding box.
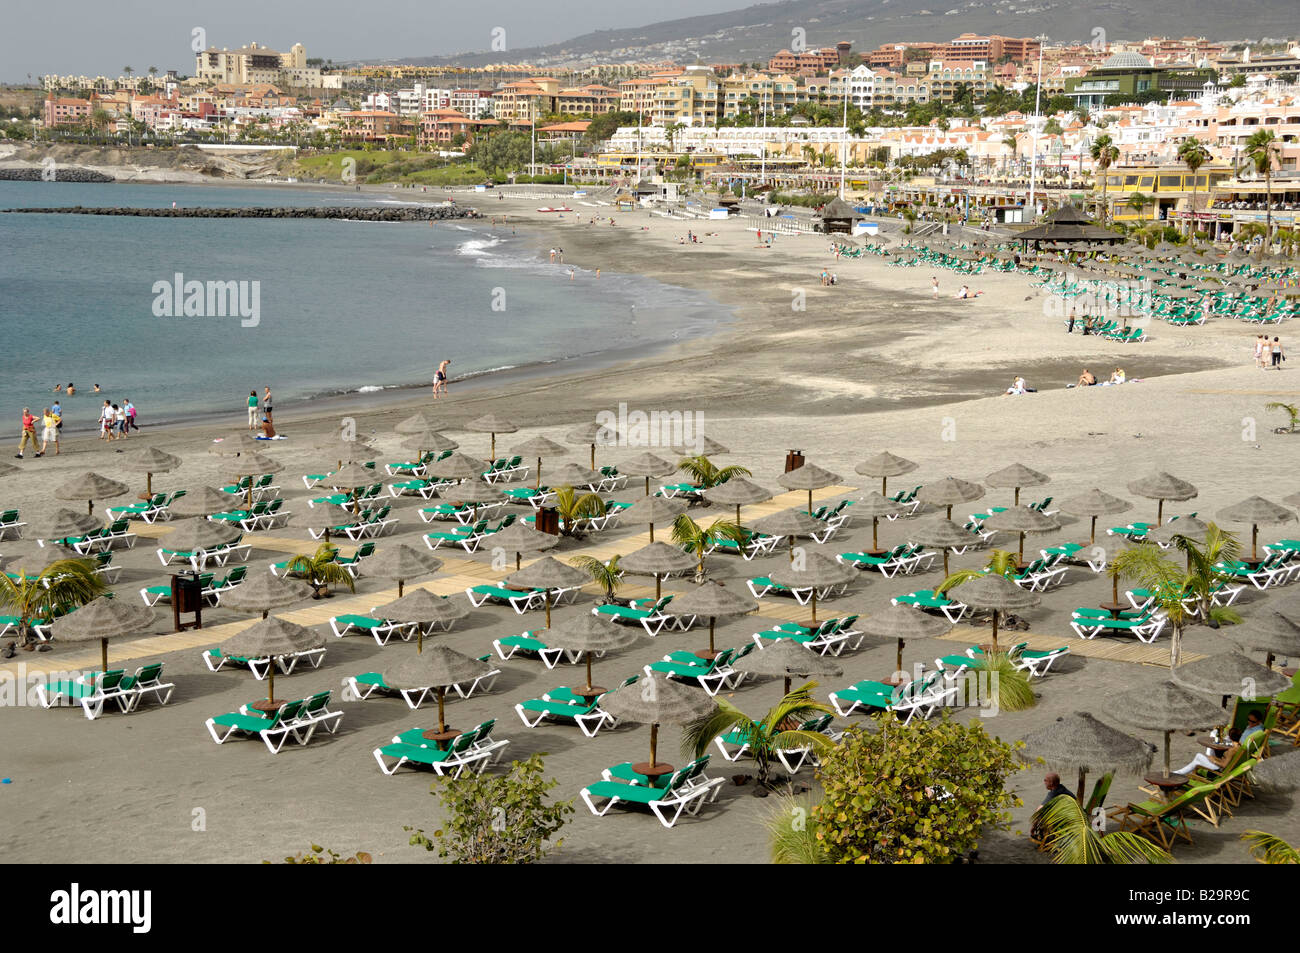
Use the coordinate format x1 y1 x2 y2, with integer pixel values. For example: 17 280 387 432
1065 52 1217 110
194 42 332 89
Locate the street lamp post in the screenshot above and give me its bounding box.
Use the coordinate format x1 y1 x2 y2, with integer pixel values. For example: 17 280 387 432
839 72 849 199
1027 36 1048 219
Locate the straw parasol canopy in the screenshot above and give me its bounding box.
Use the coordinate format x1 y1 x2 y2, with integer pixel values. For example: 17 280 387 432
858 603 953 674
489 521 560 570
620 541 695 599
947 573 1040 652
1216 496 1296 561
769 551 856 625
220 616 325 706
617 451 678 496
427 451 489 482
984 463 1050 506
437 479 504 510
1126 472 1198 526
2 544 92 575
303 503 358 542
1245 748 1300 795
981 506 1061 561
540 613 639 698
1283 492 1300 510
383 646 492 733
1107 680 1228 778
703 477 775 525
777 463 842 513
512 435 570 488
28 508 102 543
160 517 243 553
671 435 728 457
751 508 823 560
394 411 441 435
565 421 615 470
465 414 519 460
547 463 603 489
906 518 979 575
1145 515 1209 547
221 450 283 507
1171 651 1291 699
169 486 239 517
399 429 458 456
49 595 155 671
733 639 842 696
327 461 381 491
118 446 182 497
54 472 130 517
1022 712 1155 803
1226 611 1300 671
661 580 758 655
372 588 467 651
215 571 313 619
917 477 985 519
364 543 442 598
846 492 906 553
597 672 717 776
503 556 587 627
623 494 687 542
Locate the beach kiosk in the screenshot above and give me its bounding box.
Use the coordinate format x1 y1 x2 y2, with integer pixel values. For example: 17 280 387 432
818 197 865 235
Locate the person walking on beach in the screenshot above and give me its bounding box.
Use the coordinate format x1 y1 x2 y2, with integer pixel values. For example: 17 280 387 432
433 360 450 398
247 390 259 429
114 403 127 439
40 407 60 456
263 387 273 424
16 408 40 458
99 400 114 440
125 399 138 432
1271 336 1285 370
931 275 940 297
1254 335 1266 369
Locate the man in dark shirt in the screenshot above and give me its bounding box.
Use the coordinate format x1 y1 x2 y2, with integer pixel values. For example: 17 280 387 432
1031 773 1075 842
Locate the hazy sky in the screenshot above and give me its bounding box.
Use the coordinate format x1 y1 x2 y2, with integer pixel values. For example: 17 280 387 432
1 0 753 82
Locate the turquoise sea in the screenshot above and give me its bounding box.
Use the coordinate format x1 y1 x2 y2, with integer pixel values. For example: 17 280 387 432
0 181 721 431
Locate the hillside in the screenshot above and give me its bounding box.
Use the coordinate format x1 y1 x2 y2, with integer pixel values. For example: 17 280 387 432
391 0 1298 67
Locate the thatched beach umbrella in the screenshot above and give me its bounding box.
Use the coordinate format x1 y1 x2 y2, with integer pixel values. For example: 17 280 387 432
1245 748 1300 795
220 450 283 508
617 451 678 496
769 552 856 625
542 613 639 700
170 486 239 517
489 521 559 571
503 556 587 628
671 435 728 457
426 451 488 483
704 477 774 525
303 503 358 543
1022 712 1155 805
846 492 905 553
1217 496 1296 561
777 463 842 514
394 411 441 435
662 580 758 656
1108 681 1228 779
751 508 822 561
399 429 458 465
49 595 155 672
383 646 492 734
161 516 242 553
1283 492 1300 510
1171 651 1291 700
328 461 381 493
623 495 687 542
858 603 952 675
465 414 519 461
598 672 717 777
219 616 325 708
565 421 614 471
1127 472 1198 526
907 518 978 576
364 543 442 598
733 639 842 696
547 463 603 489
372 588 467 652
28 509 102 545
512 435 570 489
3 544 89 575
1145 515 1210 547
119 446 182 498
981 505 1061 562
437 478 503 517
54 472 130 517
984 462 1050 506
216 571 312 620
917 476 985 520
947 573 1039 652
1227 612 1300 671
620 542 695 600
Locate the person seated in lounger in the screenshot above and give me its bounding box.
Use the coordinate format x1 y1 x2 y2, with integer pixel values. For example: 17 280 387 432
1240 710 1265 742
1175 728 1241 776
1077 368 1096 387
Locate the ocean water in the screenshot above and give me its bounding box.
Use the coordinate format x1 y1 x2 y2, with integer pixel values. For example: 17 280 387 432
0 181 722 430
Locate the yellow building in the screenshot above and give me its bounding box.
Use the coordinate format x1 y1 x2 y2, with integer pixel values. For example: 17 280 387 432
1095 163 1233 222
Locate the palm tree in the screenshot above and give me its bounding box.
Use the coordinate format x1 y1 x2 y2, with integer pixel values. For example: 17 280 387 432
676 455 751 501
683 683 833 789
553 484 606 539
1002 135 1018 174
1127 191 1152 226
1090 134 1119 222
1265 401 1300 434
0 558 106 648
1245 129 1278 239
1109 525 1242 670
572 554 623 604
1177 137 1211 239
1242 830 1300 864
671 513 745 581
284 543 356 599
1036 794 1172 864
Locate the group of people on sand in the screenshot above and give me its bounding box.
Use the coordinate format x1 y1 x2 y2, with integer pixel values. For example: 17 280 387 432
1254 334 1286 370
930 276 983 299
1075 367 1128 388
246 387 275 438
820 269 838 286
432 360 451 398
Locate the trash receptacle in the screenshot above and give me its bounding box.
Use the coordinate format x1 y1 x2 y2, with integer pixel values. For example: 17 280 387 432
784 450 805 473
536 507 560 536
171 572 203 631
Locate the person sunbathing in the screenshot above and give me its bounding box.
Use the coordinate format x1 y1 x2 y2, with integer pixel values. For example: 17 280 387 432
260 415 277 439
1077 368 1096 387
953 285 984 299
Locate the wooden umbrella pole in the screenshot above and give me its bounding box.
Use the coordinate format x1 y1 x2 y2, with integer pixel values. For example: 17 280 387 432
991 609 1000 653
872 517 879 551
101 637 109 673
649 522 654 543
1090 515 1097 544
585 651 594 691
437 687 447 733
649 722 659 768
1014 486 1021 506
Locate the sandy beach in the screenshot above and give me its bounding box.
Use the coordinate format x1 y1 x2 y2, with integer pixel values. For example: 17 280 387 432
2 190 1298 864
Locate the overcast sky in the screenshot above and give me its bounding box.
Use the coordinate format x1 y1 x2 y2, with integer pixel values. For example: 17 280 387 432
1 0 754 82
